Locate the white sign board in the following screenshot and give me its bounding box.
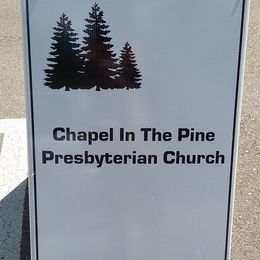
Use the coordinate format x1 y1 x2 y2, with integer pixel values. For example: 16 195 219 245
23 0 249 259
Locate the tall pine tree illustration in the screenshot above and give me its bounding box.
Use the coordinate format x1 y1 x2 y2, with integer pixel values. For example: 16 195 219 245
117 42 142 89
81 3 117 91
45 13 82 91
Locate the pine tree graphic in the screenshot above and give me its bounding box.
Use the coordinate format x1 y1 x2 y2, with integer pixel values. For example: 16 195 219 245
117 42 142 89
44 13 82 91
81 3 118 91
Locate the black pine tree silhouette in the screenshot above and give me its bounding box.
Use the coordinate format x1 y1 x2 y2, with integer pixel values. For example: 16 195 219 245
81 3 118 91
45 13 82 91
117 42 141 89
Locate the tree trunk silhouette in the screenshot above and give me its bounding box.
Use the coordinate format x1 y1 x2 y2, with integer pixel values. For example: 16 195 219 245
44 13 83 90
80 3 118 90
117 42 142 89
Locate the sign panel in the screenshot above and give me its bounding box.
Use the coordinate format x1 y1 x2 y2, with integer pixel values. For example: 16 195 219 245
23 1 249 259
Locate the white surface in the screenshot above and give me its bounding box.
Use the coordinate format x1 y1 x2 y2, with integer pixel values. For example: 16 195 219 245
0 118 28 260
24 1 247 260
0 118 28 200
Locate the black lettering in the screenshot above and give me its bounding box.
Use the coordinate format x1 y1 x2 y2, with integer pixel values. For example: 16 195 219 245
53 128 65 141
206 132 215 141
42 151 54 164
205 154 215 164
148 155 157 164
99 131 109 141
163 151 175 164
66 128 76 141
216 151 225 164
77 132 87 141
74 155 83 164
114 155 122 164
64 154 73 164
141 128 151 141
55 154 63 164
88 132 98 145
196 154 205 164
85 151 94 164
178 128 190 141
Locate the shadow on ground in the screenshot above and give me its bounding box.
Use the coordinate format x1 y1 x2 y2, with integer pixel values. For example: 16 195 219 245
0 180 30 260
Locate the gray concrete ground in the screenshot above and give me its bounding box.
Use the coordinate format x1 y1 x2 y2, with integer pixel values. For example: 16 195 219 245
0 1 28 259
0 0 25 119
0 0 259 259
231 0 260 259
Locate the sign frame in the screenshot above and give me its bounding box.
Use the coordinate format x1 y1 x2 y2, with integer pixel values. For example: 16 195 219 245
21 1 251 259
